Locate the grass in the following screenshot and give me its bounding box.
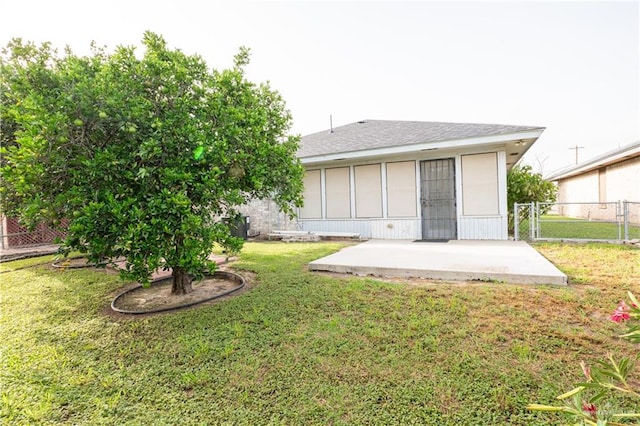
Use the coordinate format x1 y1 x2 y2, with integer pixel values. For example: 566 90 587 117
518 214 640 241
1 241 639 425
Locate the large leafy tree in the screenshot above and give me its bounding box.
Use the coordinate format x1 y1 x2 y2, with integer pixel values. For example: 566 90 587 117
507 164 557 232
0 32 304 294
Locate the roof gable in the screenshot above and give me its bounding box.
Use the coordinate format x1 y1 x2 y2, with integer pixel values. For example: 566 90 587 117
298 119 545 159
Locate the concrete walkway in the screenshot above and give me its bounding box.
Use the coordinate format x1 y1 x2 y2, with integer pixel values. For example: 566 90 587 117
0 244 60 262
309 240 568 285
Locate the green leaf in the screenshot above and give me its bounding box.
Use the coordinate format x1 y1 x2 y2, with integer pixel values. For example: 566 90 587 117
193 145 204 160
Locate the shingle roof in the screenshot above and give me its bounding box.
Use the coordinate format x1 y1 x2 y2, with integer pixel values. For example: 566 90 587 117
298 119 544 158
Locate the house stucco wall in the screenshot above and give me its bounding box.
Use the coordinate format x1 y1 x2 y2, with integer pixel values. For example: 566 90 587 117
556 156 639 221
605 156 640 201
557 171 599 203
289 149 508 240
241 143 517 240
557 170 599 219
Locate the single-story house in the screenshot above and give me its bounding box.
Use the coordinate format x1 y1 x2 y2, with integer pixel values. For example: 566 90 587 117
545 140 640 222
243 119 545 240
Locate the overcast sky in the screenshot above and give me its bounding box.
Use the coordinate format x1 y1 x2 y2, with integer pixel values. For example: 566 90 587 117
1 0 638 175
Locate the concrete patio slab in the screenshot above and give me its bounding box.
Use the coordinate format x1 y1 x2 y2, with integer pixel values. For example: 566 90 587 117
308 240 568 285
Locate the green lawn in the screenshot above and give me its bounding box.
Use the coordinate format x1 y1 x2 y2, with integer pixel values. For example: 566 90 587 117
517 214 640 241
1 242 638 425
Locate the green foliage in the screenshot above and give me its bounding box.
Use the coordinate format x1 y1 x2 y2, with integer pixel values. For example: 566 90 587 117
0 33 304 287
507 165 557 233
507 164 557 211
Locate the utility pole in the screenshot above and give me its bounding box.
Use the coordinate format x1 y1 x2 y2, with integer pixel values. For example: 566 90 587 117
569 145 584 164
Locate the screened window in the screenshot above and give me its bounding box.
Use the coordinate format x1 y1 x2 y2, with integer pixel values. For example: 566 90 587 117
461 153 499 215
325 167 351 218
354 164 382 218
299 169 322 218
386 161 417 217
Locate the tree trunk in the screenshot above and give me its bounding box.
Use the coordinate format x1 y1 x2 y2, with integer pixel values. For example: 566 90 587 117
171 267 193 295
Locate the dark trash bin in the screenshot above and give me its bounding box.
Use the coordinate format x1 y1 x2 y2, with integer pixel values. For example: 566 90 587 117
224 216 250 240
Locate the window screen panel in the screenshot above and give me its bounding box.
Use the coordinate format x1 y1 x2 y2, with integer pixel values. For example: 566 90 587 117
299 169 322 218
325 167 351 218
461 153 499 215
355 164 382 218
386 161 417 217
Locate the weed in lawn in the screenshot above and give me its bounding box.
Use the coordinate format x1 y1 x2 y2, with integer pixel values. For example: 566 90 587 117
180 370 212 390
191 341 215 360
511 341 534 361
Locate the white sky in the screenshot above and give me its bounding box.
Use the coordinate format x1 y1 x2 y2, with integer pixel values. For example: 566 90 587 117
1 0 638 175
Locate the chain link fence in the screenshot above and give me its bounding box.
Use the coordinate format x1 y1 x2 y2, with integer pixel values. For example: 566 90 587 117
0 216 67 249
513 202 535 242
514 201 640 242
624 202 640 240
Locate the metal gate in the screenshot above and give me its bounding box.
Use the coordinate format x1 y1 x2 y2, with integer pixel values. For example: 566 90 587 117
420 158 457 240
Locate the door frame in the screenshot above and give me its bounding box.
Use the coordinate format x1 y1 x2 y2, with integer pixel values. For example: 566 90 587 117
419 158 457 240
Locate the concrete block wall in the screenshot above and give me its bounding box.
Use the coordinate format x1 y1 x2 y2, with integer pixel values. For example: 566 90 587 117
238 198 299 237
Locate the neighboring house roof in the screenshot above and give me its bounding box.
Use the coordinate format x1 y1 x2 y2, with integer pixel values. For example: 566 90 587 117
546 140 640 181
298 119 545 165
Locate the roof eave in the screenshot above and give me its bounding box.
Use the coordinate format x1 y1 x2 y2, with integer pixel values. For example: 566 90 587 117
546 143 640 181
299 128 545 165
